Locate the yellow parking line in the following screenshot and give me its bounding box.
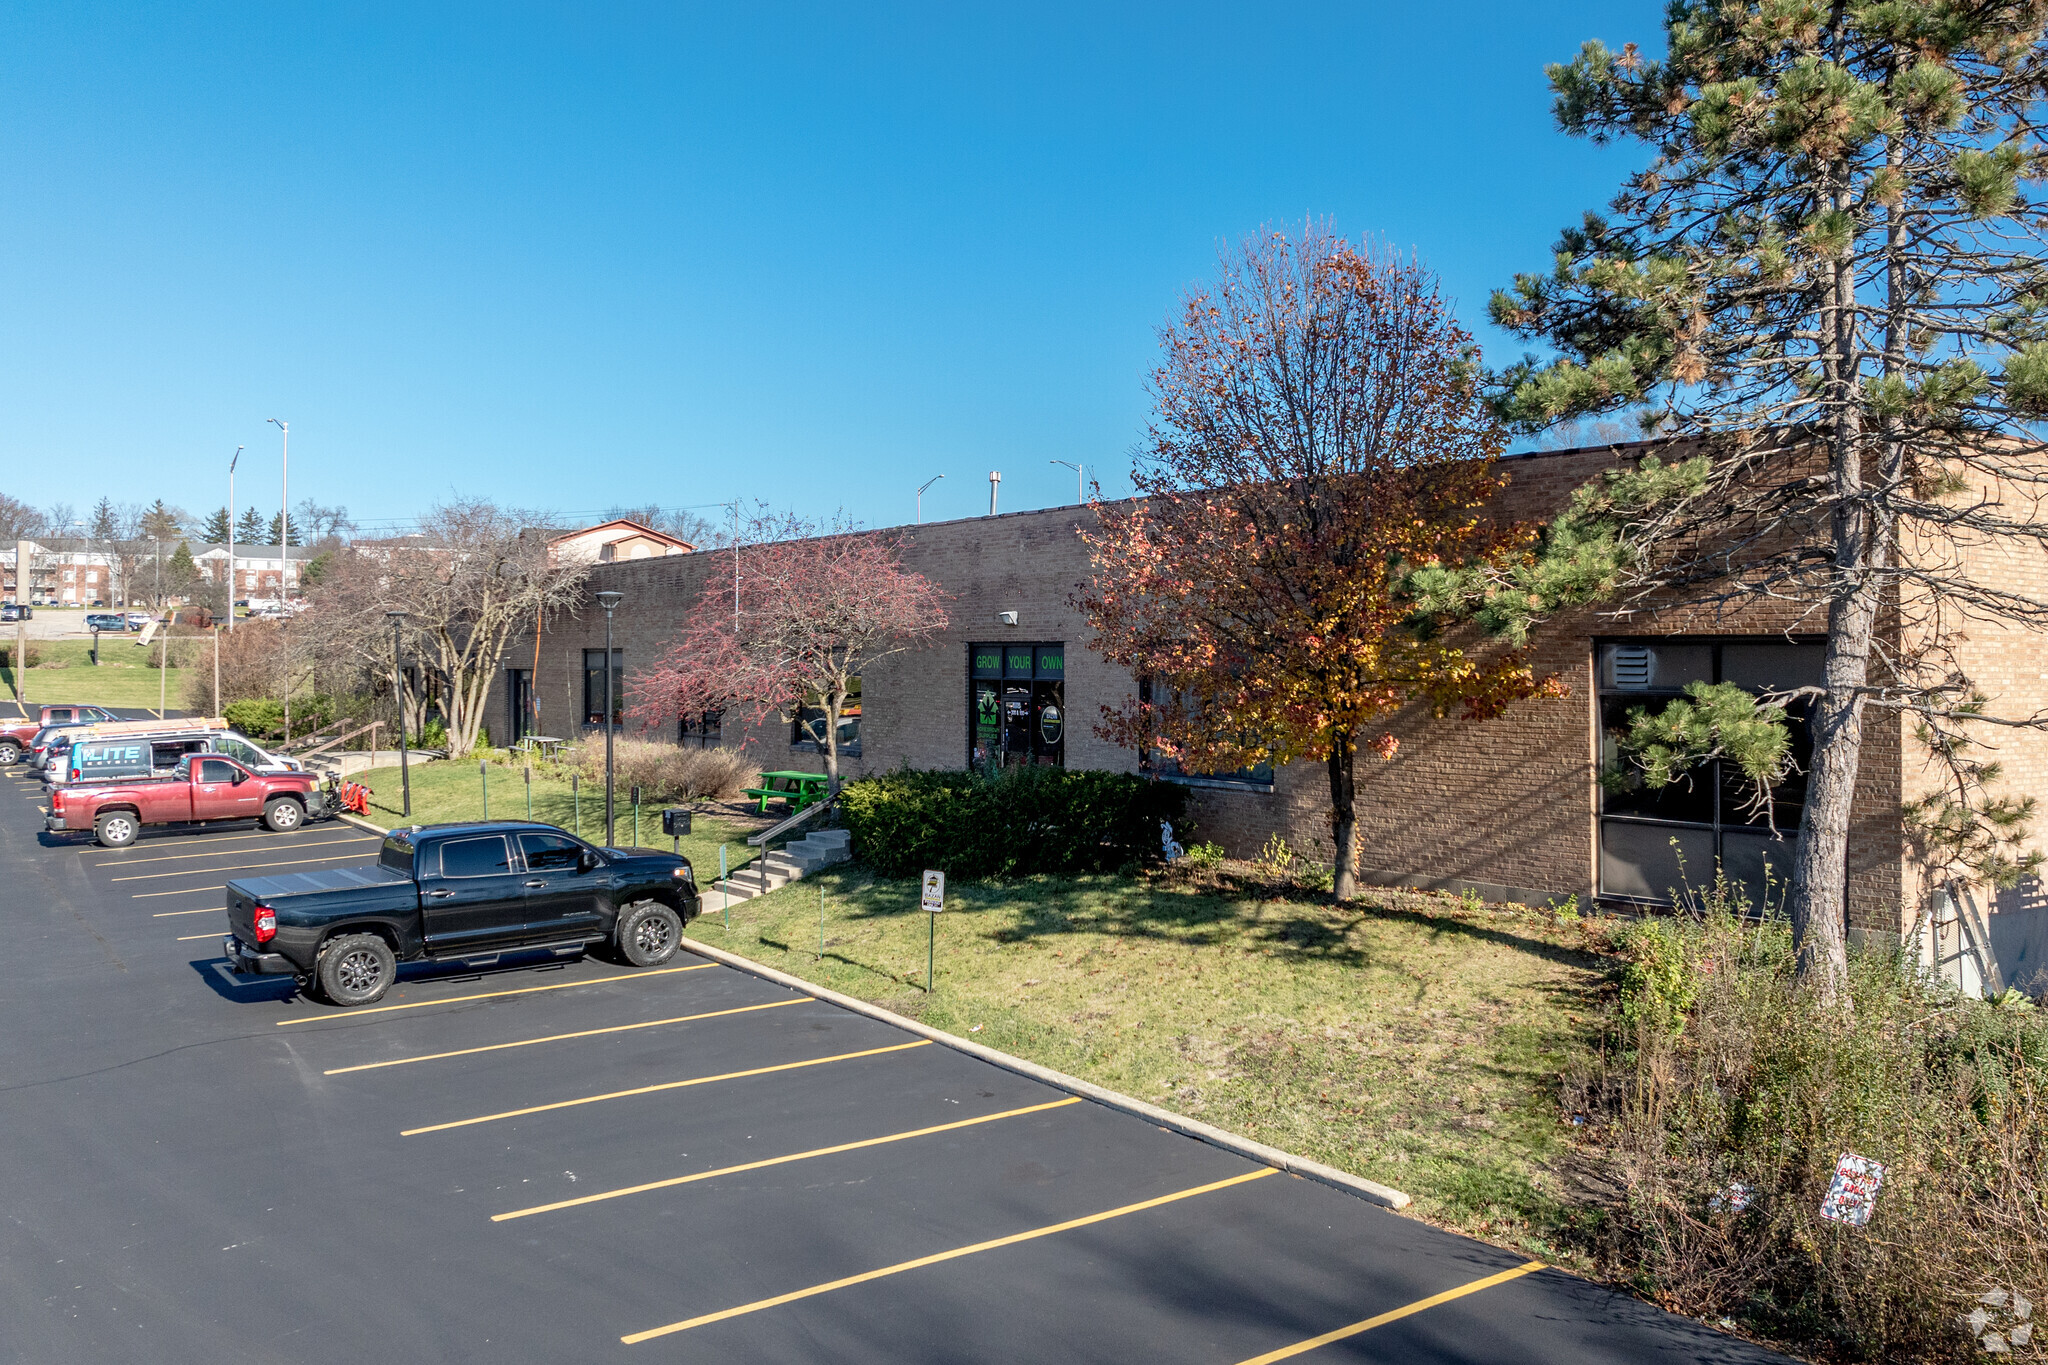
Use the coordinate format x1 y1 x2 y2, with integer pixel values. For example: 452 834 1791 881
324 998 803 1074
403 1040 932 1137
175 932 219 941
90 826 378 854
497 1097 1084 1222
112 853 370 882
94 834 371 866
621 1167 1277 1343
137 886 226 900
1230 1261 1550 1364
151 904 223 916
277 962 716 1026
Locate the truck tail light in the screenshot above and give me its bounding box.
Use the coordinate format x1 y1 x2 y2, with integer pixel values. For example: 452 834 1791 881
50 789 63 812
253 906 277 945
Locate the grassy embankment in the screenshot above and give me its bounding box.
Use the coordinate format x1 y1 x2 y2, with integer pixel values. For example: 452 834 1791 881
3 639 191 712
347 758 763 878
342 759 1604 1259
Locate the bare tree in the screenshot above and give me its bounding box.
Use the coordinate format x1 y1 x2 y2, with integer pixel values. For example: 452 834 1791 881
302 499 589 755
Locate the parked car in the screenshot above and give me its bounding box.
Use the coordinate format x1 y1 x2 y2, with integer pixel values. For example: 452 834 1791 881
125 612 152 629
83 612 125 632
0 706 119 765
0 602 28 621
48 721 305 788
46 754 331 847
221 822 700 1005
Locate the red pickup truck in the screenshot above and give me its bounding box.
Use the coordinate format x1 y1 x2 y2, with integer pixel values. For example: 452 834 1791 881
46 754 331 847
2 705 119 765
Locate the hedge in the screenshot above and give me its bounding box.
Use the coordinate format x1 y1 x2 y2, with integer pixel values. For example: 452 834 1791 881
839 765 1190 879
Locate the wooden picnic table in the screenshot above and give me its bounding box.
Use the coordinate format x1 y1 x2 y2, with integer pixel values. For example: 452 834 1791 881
519 735 566 760
743 770 830 813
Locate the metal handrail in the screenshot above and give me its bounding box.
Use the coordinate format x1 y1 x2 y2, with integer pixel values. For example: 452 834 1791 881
291 719 382 760
747 794 834 848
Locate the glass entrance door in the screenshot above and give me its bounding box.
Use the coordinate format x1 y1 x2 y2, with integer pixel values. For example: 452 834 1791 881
969 642 1064 770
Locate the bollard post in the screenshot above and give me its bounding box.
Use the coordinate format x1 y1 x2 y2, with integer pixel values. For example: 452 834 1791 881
524 759 532 820
632 786 641 846
479 757 488 820
572 772 580 837
720 843 729 928
819 882 826 959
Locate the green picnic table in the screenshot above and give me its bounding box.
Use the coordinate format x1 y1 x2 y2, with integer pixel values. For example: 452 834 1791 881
742 770 830 814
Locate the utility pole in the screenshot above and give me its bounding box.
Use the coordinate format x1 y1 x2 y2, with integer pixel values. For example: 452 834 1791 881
596 591 624 845
388 611 411 818
227 445 241 632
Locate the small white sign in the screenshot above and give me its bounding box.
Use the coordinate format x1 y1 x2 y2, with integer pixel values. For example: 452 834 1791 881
920 870 945 914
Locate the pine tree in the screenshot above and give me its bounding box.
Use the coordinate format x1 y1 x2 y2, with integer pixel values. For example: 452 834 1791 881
1487 3 2048 996
139 499 181 543
165 542 200 599
235 507 267 544
200 507 231 544
266 511 302 548
88 497 119 544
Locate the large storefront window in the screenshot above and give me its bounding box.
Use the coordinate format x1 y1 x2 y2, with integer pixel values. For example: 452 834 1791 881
969 643 1064 770
1596 639 1822 909
1136 677 1275 789
583 648 622 727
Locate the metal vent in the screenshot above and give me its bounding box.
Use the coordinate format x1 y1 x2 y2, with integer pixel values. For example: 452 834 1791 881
1610 644 1655 690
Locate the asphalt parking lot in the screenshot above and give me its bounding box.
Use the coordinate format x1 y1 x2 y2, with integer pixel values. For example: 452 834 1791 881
0 754 1789 1363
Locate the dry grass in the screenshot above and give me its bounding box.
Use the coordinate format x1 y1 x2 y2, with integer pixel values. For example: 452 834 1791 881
566 738 753 803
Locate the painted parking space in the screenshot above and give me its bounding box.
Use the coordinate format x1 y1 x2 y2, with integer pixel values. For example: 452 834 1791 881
0 779 1793 1364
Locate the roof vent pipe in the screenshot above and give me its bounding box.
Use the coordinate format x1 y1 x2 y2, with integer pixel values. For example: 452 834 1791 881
988 471 1001 516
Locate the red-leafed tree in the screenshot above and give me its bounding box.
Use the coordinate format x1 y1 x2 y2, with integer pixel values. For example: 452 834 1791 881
1078 226 1563 901
631 509 950 788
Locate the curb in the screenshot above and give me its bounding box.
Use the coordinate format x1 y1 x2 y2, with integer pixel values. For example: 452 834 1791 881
678 934 1413 1211
338 812 391 836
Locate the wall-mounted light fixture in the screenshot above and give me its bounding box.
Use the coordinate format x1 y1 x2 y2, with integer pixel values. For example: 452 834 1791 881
996 611 1018 626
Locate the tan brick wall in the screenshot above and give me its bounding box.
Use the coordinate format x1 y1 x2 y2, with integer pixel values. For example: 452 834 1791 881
498 442 1956 932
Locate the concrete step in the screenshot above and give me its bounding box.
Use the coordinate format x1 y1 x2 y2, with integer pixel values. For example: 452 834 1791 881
804 828 851 851
705 832 851 901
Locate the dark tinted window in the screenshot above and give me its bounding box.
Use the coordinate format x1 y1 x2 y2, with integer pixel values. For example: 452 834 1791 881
439 835 513 878
379 833 415 876
197 758 238 783
518 832 585 872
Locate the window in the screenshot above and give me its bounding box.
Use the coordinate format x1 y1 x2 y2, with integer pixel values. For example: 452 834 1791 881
1136 677 1275 789
583 648 623 727
63 570 75 583
216 737 264 766
968 643 1064 769
519 832 585 872
439 835 513 878
1596 639 1822 910
197 758 239 783
792 680 860 755
678 710 724 748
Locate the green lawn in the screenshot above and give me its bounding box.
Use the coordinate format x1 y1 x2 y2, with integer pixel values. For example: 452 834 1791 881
347 758 763 877
6 639 192 713
686 861 1609 1260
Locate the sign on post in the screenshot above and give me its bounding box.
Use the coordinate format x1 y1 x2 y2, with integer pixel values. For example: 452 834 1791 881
920 870 944 993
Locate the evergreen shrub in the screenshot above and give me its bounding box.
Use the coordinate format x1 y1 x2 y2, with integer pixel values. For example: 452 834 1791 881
840 766 1188 878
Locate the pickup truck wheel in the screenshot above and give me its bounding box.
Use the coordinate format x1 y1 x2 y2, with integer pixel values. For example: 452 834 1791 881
94 812 139 848
616 902 682 967
317 933 395 1007
0 740 19 765
263 798 305 833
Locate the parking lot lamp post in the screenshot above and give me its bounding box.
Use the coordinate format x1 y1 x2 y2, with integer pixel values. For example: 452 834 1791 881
227 446 241 632
916 474 943 524
596 590 624 846
1050 459 1083 504
387 610 411 818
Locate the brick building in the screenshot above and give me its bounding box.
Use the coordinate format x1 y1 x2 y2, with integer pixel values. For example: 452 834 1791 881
497 441 2048 994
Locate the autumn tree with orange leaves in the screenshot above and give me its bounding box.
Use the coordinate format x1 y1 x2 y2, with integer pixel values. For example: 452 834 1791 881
1078 227 1561 901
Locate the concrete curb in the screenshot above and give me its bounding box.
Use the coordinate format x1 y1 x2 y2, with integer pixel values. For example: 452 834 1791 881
338 812 391 836
678 935 1413 1211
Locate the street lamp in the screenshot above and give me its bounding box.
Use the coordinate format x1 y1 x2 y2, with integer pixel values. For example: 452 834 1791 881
1051 460 1083 504
227 445 242 632
268 418 290 742
916 474 944 524
595 590 624 846
387 610 411 818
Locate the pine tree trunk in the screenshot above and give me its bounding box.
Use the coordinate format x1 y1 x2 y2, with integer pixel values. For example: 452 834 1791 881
1328 730 1360 901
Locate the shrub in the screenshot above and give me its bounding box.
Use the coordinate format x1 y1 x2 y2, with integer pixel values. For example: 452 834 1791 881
839 766 1188 878
0 643 44 669
1183 841 1226 869
1570 901 2048 1362
223 698 285 741
418 718 449 751
570 738 752 803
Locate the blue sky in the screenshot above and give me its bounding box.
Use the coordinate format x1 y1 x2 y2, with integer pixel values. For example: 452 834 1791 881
0 2 1659 534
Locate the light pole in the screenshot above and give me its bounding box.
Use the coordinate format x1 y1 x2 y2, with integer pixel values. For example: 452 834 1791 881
227 445 242 631
596 590 624 846
1051 460 1083 504
267 418 290 742
387 610 411 818
916 474 944 524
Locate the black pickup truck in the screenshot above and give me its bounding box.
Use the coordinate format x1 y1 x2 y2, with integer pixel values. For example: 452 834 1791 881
222 821 700 1006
